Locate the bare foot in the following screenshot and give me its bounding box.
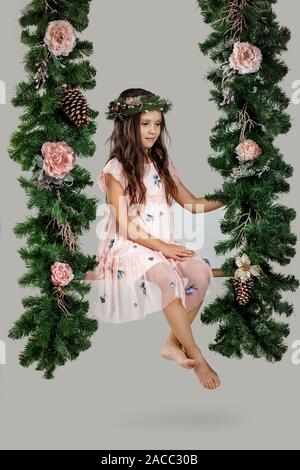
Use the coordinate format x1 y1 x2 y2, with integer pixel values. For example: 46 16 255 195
191 350 221 389
160 339 196 369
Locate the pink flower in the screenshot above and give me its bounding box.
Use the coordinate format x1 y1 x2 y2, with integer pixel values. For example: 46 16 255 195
235 139 263 162
42 141 76 179
50 262 74 287
44 20 76 57
229 41 262 75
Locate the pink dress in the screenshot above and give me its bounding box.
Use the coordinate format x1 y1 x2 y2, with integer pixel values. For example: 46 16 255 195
86 156 214 323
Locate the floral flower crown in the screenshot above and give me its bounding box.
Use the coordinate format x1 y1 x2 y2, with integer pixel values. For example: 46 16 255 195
105 94 173 121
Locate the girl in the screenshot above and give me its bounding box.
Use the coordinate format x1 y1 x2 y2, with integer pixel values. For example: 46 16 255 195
85 88 225 390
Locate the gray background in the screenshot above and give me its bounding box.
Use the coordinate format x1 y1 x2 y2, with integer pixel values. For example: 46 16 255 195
0 0 299 450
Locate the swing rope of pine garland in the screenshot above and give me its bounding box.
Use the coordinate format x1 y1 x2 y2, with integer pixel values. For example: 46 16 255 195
8 0 99 379
197 0 299 361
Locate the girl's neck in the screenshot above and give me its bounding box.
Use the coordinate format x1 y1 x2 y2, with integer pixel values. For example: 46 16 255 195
144 149 153 164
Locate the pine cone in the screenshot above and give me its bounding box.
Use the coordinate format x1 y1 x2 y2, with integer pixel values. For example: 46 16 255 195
60 86 90 127
34 59 49 89
233 276 255 306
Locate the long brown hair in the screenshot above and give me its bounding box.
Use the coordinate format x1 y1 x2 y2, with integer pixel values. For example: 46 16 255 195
104 88 178 207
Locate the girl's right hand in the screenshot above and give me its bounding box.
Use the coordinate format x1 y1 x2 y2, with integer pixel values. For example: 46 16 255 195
159 243 197 261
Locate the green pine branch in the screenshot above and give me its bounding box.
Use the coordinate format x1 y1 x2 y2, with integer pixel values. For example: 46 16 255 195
197 0 299 362
9 0 99 379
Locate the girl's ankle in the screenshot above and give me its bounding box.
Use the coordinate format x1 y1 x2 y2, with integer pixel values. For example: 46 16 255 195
167 335 181 346
187 346 202 359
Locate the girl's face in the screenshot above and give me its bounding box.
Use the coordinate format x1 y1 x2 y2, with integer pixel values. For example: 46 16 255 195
139 110 162 153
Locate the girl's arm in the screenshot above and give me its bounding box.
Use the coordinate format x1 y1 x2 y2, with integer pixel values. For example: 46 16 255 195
105 174 166 251
193 197 225 213
173 179 225 213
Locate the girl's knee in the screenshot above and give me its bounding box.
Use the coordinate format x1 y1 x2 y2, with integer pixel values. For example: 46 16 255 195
145 262 178 290
189 272 210 292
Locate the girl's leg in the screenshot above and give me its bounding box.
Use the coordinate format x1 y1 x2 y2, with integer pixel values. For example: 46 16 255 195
142 261 197 369
162 298 220 389
163 256 212 354
142 260 220 387
166 301 202 349
160 301 202 360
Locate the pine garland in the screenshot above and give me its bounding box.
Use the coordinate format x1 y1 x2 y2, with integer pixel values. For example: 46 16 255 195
8 0 99 379
197 0 299 361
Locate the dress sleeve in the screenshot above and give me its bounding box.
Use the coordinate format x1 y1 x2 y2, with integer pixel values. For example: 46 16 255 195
98 157 127 192
168 157 180 183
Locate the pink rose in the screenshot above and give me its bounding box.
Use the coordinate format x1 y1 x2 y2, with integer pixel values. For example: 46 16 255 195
229 41 262 75
44 20 76 57
235 139 262 162
50 262 74 287
42 141 76 179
